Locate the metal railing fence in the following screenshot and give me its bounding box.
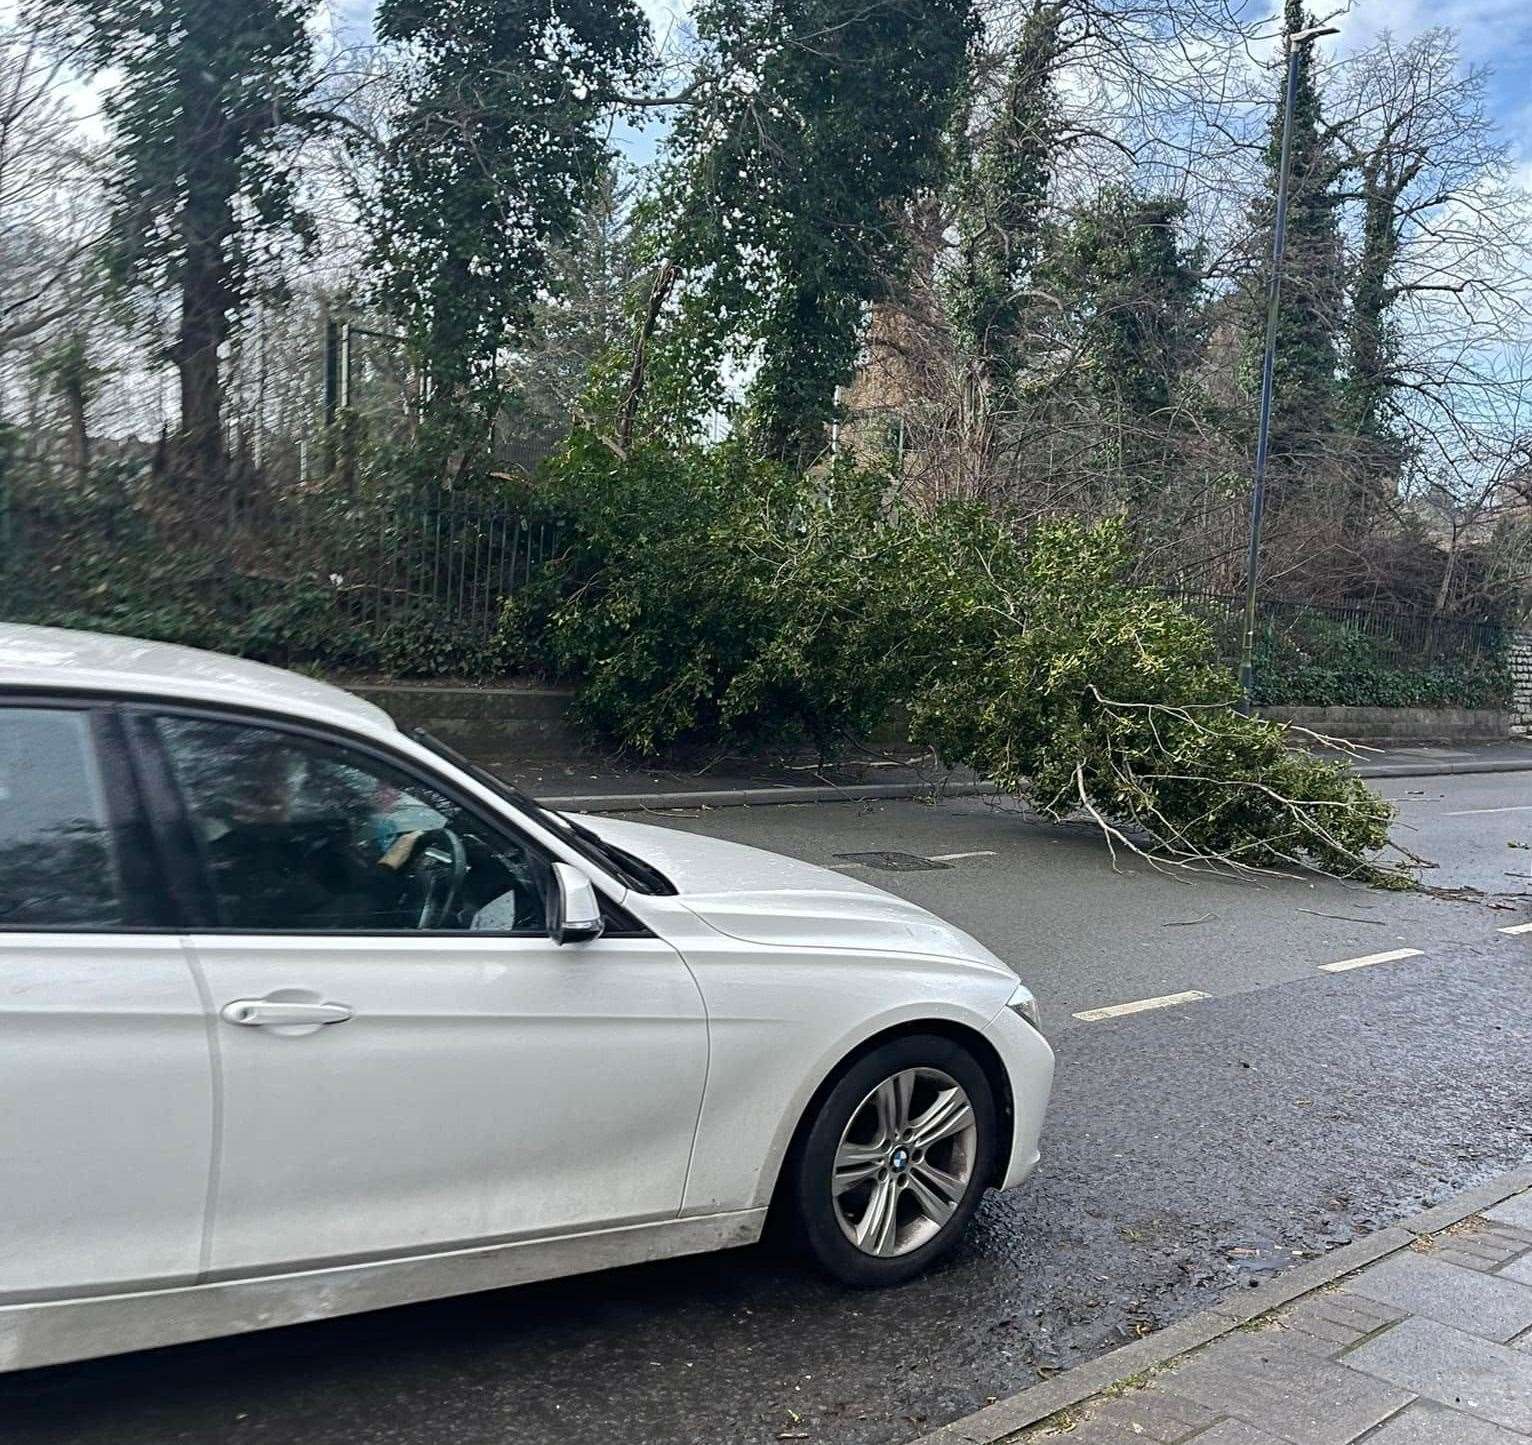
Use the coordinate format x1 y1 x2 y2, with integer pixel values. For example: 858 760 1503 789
2 482 560 652
1166 590 1503 670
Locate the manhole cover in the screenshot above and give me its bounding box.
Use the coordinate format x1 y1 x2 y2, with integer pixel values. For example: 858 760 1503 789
834 851 951 873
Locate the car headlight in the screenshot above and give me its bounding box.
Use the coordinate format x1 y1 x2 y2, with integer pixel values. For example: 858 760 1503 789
1004 982 1042 1033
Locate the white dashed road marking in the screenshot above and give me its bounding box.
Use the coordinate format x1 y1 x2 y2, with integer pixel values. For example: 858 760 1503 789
1073 990 1209 1022
1498 922 1532 936
1319 948 1424 973
1443 804 1532 816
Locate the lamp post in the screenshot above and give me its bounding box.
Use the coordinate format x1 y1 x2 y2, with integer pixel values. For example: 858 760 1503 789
1238 22 1339 713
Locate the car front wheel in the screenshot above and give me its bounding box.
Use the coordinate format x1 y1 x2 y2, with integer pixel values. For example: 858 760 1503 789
791 1033 998 1286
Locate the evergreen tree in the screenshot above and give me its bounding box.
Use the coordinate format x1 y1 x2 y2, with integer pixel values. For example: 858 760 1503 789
949 0 1062 411
659 0 975 468
371 0 650 481
1045 186 1203 497
52 0 319 489
1244 0 1345 482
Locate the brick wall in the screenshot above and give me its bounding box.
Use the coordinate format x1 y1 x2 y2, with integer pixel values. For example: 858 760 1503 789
1512 633 1532 736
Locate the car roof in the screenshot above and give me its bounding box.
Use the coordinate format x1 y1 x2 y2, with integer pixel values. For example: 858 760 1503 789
0 624 396 737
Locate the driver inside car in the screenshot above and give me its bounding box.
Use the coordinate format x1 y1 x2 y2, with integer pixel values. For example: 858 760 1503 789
159 715 542 934
190 738 410 931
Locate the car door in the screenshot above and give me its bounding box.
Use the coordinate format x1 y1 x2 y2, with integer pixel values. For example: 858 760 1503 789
136 707 709 1277
0 700 212 1300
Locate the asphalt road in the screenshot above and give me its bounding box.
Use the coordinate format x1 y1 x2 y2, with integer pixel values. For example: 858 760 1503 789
7 772 1532 1445
1379 770 1532 899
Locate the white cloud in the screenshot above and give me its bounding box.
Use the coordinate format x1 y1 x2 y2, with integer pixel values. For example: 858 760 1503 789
1331 0 1532 159
640 0 692 48
1334 0 1530 61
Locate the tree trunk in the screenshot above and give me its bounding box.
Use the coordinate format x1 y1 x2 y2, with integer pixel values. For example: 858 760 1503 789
168 241 229 490
63 379 89 484
1434 530 1459 617
162 77 236 496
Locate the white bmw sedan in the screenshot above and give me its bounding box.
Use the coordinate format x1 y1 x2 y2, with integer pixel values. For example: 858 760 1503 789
0 624 1053 1372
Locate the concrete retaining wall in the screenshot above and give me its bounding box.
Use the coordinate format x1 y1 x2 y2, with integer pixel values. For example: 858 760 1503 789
345 672 1528 759
347 682 586 760
1259 704 1509 742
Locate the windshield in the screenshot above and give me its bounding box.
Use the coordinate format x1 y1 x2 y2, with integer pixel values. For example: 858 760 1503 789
411 729 676 896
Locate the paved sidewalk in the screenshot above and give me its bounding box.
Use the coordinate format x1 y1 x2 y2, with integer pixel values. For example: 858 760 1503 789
918 1170 1532 1445
488 750 986 812
1348 739 1532 780
483 739 1532 814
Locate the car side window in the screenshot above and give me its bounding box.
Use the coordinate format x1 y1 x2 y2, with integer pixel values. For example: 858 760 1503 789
0 708 128 929
154 716 551 934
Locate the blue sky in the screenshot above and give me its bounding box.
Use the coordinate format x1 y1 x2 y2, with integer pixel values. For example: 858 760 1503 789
328 0 1531 179
23 0 1529 171
1333 0 1532 179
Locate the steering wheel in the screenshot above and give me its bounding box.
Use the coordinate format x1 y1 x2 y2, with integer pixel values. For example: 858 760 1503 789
395 827 468 929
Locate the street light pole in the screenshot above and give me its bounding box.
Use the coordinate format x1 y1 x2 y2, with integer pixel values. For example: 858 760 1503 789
1238 23 1339 714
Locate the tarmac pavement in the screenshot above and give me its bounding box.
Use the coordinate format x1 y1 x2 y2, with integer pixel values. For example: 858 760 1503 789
630 784 1532 1026
4 756 1530 1445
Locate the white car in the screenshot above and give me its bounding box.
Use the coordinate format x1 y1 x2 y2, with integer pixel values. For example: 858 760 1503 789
0 624 1053 1372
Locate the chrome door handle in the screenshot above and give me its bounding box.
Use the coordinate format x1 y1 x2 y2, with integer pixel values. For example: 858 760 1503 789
220 999 354 1027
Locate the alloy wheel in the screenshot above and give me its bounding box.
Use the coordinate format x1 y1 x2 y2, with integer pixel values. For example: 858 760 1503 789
830 1066 978 1258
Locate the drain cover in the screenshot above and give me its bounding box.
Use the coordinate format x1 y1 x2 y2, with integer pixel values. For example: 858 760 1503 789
834 851 951 872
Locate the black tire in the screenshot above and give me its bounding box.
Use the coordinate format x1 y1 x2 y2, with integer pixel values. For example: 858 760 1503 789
790 1033 997 1287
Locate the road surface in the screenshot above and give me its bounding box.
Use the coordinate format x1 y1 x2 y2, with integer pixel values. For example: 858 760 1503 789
7 771 1532 1445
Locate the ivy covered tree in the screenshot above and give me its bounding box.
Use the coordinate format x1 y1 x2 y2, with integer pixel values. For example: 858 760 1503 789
32 332 108 484
369 0 651 483
1243 0 1345 484
948 0 1062 428
654 0 975 467
48 0 320 490
1044 186 1203 495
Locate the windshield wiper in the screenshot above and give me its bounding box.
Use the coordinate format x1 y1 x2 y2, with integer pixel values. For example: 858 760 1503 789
559 816 676 896
411 728 674 895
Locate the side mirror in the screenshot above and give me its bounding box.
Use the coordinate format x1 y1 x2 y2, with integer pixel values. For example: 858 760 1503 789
548 862 605 945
